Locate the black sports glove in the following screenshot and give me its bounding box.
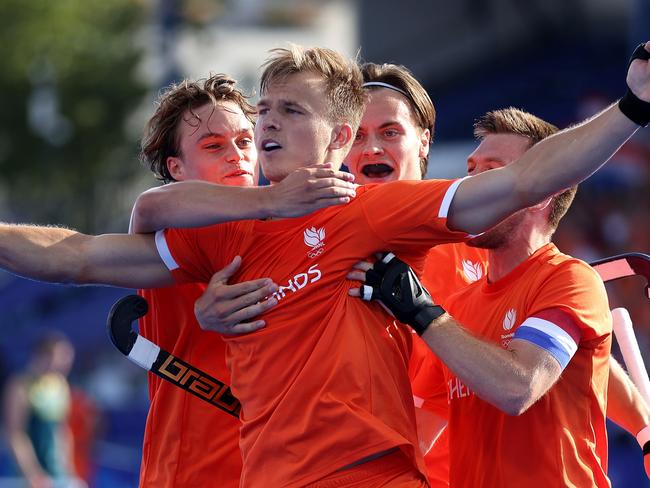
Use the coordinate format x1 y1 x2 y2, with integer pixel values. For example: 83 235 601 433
619 43 650 127
360 253 446 335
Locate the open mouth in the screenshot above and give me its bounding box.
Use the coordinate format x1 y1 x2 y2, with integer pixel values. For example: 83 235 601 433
262 140 282 152
361 163 394 178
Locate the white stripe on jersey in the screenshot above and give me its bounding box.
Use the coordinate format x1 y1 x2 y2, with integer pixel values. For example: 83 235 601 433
155 230 179 271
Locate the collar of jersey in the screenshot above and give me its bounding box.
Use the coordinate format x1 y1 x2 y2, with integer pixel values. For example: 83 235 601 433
480 242 557 294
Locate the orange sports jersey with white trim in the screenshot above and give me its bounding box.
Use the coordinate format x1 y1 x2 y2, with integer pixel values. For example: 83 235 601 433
138 285 241 488
156 179 469 488
410 242 487 487
422 242 488 307
416 243 612 488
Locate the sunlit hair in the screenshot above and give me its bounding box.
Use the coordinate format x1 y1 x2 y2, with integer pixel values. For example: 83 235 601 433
141 74 255 183
474 107 577 232
361 63 435 178
259 45 366 131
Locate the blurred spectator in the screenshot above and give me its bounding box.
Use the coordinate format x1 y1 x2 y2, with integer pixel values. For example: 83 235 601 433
2 332 85 488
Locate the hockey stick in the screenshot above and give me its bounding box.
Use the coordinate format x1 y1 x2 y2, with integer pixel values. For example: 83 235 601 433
590 252 650 299
107 294 241 417
589 252 650 402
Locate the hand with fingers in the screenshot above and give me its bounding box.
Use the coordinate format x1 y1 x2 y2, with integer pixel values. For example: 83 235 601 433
347 252 446 336
620 40 650 126
195 256 279 335
268 163 357 218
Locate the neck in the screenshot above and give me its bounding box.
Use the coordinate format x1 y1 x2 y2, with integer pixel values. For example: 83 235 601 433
486 228 551 283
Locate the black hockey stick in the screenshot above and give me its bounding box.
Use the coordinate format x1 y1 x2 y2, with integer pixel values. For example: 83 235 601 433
589 252 650 298
107 294 241 417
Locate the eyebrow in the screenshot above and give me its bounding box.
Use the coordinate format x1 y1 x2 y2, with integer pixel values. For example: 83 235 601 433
197 128 253 143
377 121 404 129
257 98 308 111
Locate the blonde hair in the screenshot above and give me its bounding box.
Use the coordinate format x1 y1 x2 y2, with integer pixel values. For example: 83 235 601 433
474 107 577 231
260 45 366 130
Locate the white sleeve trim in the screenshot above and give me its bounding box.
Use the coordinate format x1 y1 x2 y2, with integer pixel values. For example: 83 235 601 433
128 335 160 370
155 230 179 271
438 176 470 219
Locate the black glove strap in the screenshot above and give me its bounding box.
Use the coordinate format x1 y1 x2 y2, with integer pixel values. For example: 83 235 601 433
371 253 446 335
619 43 650 127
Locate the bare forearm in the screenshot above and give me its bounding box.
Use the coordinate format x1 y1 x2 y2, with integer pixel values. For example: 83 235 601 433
450 104 639 234
513 103 637 207
0 224 174 288
130 182 274 233
607 357 650 435
0 224 89 283
421 316 556 415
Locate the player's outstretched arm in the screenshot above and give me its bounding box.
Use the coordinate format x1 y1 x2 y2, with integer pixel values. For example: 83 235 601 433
448 42 650 234
130 164 356 233
0 223 174 288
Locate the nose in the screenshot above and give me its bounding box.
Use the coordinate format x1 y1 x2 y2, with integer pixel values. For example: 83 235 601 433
361 134 383 157
225 141 245 164
259 112 279 132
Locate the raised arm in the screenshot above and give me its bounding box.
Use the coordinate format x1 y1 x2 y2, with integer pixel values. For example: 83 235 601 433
448 42 650 234
130 165 356 233
0 223 173 288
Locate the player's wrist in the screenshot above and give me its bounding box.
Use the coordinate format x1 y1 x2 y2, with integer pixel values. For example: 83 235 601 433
619 42 650 127
619 89 650 127
411 304 446 336
257 185 277 219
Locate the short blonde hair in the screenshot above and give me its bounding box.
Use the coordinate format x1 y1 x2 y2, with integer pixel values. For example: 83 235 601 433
474 107 577 231
260 45 366 130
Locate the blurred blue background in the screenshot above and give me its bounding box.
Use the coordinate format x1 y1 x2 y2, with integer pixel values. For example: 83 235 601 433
0 0 649 486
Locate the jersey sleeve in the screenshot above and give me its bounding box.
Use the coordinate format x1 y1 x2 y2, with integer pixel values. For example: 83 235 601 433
154 225 226 284
525 259 612 344
357 179 471 254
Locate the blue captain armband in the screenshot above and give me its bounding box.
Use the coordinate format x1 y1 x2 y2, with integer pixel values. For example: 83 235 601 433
513 317 579 370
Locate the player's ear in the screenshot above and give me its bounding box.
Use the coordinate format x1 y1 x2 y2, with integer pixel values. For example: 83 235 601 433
166 156 184 180
419 128 431 159
329 123 354 150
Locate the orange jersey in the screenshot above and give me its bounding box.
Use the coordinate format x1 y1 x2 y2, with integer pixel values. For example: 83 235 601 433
409 242 488 486
422 243 488 307
415 244 612 488
138 285 242 487
156 179 469 487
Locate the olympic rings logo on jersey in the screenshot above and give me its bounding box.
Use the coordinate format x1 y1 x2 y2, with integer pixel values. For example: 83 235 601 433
304 226 326 259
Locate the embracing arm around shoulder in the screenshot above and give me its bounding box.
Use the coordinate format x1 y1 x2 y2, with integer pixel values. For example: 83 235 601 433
421 313 565 416
448 104 639 234
0 223 174 288
130 166 356 233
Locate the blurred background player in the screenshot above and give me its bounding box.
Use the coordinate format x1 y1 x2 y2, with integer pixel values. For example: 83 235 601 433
3 331 85 488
